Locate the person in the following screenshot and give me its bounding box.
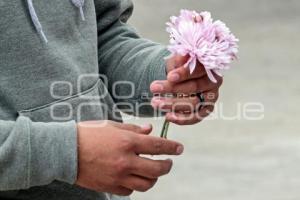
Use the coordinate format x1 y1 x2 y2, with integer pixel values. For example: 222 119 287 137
0 0 222 199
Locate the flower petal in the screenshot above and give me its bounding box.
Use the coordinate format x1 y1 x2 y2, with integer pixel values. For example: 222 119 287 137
188 57 197 74
205 69 217 83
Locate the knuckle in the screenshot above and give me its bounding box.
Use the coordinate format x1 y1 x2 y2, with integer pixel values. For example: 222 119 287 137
115 157 131 174
153 140 164 153
119 136 135 151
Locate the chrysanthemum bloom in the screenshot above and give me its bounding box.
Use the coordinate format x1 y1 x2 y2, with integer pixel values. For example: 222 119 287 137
166 10 239 83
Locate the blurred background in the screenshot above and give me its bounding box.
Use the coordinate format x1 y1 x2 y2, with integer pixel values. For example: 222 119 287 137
125 0 300 200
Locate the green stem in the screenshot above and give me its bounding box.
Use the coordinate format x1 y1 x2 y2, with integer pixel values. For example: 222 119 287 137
163 121 170 138
160 119 170 139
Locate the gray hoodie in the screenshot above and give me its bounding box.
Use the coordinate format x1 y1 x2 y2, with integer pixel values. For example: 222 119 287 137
0 0 168 199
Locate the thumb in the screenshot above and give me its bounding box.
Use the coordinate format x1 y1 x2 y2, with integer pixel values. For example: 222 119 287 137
166 54 189 74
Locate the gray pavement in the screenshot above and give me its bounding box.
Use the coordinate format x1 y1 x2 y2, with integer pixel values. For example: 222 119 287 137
127 0 300 200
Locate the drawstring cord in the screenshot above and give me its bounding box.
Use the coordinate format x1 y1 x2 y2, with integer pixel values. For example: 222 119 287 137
26 0 48 43
71 0 86 21
26 0 85 43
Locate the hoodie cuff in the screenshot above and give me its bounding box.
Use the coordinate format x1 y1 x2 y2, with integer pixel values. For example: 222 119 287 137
150 47 171 81
25 117 78 187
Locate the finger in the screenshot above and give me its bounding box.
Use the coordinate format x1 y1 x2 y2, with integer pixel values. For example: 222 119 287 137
197 90 219 119
139 124 153 135
151 96 199 112
134 135 184 155
166 112 201 125
196 89 219 119
110 121 152 135
120 175 158 192
165 95 217 125
131 157 173 179
167 63 206 83
166 54 189 72
150 76 222 94
151 89 219 114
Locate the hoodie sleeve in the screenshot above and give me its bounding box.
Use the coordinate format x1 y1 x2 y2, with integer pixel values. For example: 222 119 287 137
0 116 77 190
96 0 170 117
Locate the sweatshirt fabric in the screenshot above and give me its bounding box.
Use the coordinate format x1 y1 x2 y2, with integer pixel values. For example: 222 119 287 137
0 0 169 199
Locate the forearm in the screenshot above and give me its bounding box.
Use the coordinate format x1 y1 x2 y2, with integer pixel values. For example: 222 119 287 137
98 21 169 116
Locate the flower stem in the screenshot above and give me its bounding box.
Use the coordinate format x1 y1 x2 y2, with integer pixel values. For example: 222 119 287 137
160 119 170 139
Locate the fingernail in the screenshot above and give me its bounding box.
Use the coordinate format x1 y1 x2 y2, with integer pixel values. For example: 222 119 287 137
169 73 180 82
176 145 184 155
141 124 152 130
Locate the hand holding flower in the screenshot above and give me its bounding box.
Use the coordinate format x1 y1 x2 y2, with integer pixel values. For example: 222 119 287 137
150 55 222 126
150 10 238 138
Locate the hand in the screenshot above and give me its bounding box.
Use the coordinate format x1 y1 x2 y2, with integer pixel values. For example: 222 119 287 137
150 55 223 125
75 120 184 196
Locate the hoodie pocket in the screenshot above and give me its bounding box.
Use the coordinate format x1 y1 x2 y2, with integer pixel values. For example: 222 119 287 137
18 79 116 122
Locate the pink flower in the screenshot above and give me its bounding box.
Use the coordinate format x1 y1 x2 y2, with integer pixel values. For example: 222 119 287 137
166 10 239 83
